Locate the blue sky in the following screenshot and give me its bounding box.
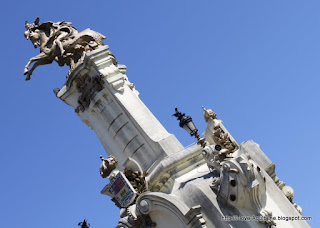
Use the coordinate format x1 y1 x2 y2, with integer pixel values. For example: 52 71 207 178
0 1 318 227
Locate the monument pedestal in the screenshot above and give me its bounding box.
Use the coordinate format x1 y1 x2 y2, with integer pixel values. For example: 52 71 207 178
24 19 309 228
57 46 184 172
56 46 309 228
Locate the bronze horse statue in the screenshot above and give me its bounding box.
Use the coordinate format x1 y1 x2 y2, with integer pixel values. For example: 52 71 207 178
24 17 106 81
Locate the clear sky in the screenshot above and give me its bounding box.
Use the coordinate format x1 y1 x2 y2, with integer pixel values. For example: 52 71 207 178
0 1 318 227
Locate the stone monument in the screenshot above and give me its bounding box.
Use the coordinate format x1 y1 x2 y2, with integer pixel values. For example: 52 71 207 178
24 18 310 228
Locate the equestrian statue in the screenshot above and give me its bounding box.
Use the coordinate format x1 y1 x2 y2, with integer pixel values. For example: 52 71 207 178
24 17 112 81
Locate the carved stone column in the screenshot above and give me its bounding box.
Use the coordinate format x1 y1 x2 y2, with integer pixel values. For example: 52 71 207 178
57 46 184 172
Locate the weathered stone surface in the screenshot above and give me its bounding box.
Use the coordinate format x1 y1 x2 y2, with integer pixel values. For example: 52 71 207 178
57 46 184 172
57 47 309 227
24 19 309 226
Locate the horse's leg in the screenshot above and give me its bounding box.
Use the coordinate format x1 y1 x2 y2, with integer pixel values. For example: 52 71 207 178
24 52 47 76
25 58 53 80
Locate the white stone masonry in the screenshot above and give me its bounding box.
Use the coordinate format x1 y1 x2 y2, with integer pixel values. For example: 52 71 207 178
57 46 184 172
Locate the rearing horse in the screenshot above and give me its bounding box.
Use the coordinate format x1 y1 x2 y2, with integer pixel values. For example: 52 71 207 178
24 17 106 81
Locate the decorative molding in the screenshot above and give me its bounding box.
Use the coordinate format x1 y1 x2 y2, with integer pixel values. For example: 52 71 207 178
146 144 204 192
136 192 207 228
107 73 126 93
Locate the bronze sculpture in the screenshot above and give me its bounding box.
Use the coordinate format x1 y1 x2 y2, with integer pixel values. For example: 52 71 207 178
24 17 106 81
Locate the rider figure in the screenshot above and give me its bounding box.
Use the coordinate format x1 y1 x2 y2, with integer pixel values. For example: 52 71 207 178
50 21 76 57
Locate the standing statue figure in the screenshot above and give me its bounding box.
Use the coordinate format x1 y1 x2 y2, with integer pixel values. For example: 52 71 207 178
24 17 112 81
99 155 118 178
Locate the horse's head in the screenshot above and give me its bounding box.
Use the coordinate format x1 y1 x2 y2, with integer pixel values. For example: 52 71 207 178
24 17 41 48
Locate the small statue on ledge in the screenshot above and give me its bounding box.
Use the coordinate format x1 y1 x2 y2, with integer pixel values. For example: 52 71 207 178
23 17 109 81
99 155 118 178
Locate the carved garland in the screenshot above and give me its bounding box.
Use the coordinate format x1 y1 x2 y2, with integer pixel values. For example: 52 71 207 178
213 125 239 153
124 169 147 194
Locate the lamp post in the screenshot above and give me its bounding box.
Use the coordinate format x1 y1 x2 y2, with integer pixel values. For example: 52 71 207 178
173 108 206 147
